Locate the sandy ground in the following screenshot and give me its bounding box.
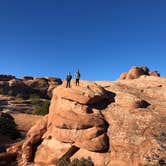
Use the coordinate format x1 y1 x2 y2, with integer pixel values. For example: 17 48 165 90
11 112 43 136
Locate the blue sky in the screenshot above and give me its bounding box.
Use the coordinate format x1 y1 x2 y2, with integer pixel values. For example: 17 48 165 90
0 0 165 80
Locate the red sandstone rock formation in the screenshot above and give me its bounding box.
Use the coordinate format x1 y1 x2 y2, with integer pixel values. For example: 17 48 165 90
22 76 34 81
0 76 62 99
119 66 160 80
21 81 109 165
0 75 16 81
1 77 166 166
150 71 160 77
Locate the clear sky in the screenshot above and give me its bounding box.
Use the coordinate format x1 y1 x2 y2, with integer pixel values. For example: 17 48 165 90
0 0 165 80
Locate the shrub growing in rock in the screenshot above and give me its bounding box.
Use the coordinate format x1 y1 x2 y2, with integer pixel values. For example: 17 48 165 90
30 94 50 115
70 157 94 166
56 157 94 166
56 157 69 166
29 94 40 100
32 100 50 115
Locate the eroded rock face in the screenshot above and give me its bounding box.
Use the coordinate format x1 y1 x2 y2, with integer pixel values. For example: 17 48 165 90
0 78 39 99
22 76 34 81
119 66 160 80
2 77 166 166
22 77 62 98
150 71 160 77
97 76 166 166
0 76 62 99
20 81 110 165
0 75 16 81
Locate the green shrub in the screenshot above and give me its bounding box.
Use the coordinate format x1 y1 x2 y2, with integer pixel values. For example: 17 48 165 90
29 93 40 100
29 93 50 115
30 94 41 105
0 113 20 139
70 157 94 166
56 157 69 166
55 157 94 166
32 99 50 116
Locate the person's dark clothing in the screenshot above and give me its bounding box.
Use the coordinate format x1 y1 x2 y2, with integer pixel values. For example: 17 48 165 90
66 74 72 88
66 80 71 88
75 71 80 86
76 79 79 86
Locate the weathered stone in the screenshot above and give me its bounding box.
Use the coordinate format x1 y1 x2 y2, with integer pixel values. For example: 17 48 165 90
1 76 166 166
118 66 160 80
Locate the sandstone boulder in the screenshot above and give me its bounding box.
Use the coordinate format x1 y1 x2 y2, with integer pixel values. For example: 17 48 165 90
23 78 49 98
22 76 34 81
119 72 128 80
0 75 16 81
126 66 149 79
0 75 62 99
8 79 33 98
23 77 62 98
46 77 62 97
119 66 160 80
20 81 110 165
0 79 33 99
150 71 160 77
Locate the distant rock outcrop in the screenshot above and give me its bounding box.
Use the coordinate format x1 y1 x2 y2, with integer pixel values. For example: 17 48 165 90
150 71 160 77
119 66 160 80
0 75 16 81
0 75 62 99
0 79 32 99
23 77 62 98
22 76 34 81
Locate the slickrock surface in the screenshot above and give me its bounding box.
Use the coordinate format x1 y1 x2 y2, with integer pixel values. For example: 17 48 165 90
1 76 166 166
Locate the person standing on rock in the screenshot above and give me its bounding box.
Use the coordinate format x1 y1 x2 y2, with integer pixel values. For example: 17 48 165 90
75 69 80 86
66 72 72 88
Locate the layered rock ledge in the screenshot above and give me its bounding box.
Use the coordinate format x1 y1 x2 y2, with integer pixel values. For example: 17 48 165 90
1 77 166 166
21 81 110 165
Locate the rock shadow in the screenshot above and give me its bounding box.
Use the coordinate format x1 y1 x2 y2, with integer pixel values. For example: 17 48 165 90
31 140 43 162
99 119 110 153
138 100 151 108
61 145 80 160
132 100 151 109
89 90 116 111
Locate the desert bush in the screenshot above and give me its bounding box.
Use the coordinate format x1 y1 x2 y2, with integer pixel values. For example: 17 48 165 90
29 93 40 100
30 93 41 104
70 157 94 166
0 113 20 139
32 99 50 116
56 157 94 166
32 100 50 115
56 157 69 166
29 93 50 115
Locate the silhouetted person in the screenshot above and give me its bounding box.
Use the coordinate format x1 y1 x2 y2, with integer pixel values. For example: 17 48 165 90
66 72 72 88
75 70 80 86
